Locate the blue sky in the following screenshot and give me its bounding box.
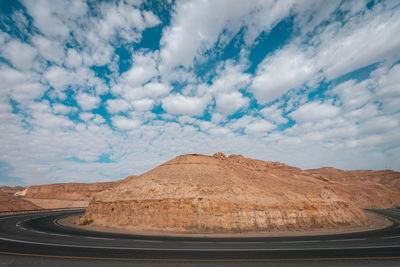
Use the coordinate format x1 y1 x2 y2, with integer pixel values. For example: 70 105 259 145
0 0 400 186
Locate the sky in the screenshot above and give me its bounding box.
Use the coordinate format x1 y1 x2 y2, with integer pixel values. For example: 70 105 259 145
0 0 400 186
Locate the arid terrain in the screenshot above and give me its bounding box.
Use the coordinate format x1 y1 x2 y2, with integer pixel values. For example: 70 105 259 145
5 153 399 233
14 179 132 209
78 153 400 233
0 191 40 211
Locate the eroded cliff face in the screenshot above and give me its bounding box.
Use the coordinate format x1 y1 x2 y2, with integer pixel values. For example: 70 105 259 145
306 168 400 209
15 176 136 200
79 153 379 232
81 198 365 232
14 176 136 209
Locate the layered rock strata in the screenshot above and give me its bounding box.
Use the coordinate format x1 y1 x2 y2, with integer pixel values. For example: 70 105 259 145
80 153 372 232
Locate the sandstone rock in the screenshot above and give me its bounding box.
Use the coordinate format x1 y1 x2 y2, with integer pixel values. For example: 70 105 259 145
14 176 136 209
80 153 383 233
0 186 25 195
0 191 40 211
305 167 400 209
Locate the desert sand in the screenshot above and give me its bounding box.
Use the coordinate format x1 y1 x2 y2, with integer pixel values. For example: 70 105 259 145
79 153 400 233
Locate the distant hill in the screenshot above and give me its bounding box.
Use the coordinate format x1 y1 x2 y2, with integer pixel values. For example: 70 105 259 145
0 186 25 195
14 176 135 209
0 191 40 211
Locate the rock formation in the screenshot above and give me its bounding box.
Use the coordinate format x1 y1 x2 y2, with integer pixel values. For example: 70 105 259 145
305 167 400 209
14 176 135 209
80 153 386 233
0 186 25 195
0 191 40 211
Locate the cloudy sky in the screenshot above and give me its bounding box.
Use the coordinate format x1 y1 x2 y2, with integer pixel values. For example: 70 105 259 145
0 0 399 186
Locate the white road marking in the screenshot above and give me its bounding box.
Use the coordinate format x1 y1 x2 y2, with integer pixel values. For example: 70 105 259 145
0 236 399 251
133 239 163 243
84 236 114 240
16 221 27 231
29 230 48 235
220 241 265 244
278 240 320 244
328 238 366 242
47 233 71 237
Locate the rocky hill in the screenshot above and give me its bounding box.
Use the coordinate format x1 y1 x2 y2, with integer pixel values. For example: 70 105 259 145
0 191 40 211
0 186 25 195
79 153 396 233
305 167 400 209
14 176 135 209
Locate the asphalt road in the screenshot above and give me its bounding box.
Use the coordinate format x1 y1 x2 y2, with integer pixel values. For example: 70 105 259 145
0 208 399 266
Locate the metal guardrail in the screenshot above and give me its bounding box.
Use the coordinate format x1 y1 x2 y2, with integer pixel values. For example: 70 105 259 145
0 207 86 215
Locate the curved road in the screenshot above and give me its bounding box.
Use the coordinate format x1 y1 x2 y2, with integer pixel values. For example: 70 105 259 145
0 209 400 264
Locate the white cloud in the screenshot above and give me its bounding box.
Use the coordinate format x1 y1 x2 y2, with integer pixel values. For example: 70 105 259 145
215 92 249 115
317 3 400 80
2 39 37 70
245 120 276 135
112 115 140 130
251 45 317 104
289 102 340 124
332 80 372 111
209 62 251 93
229 115 276 135
65 49 82 68
32 35 64 64
159 0 295 71
260 103 288 124
106 99 132 114
52 103 77 114
374 64 400 114
44 66 72 91
123 52 158 88
76 93 101 111
162 94 211 116
132 98 154 112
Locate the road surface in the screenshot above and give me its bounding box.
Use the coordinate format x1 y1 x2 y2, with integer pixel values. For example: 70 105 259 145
0 208 399 266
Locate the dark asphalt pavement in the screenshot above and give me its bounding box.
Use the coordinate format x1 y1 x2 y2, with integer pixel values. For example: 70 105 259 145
0 208 399 266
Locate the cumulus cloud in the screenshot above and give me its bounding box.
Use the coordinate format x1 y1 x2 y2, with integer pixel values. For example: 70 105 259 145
112 115 140 131
1 0 399 186
1 39 37 70
162 94 211 116
76 93 101 111
132 98 154 112
159 0 295 71
260 103 288 124
215 92 249 115
106 99 132 114
251 45 317 104
289 102 340 124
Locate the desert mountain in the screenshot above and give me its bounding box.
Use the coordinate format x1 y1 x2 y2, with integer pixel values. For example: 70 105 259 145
0 186 25 195
305 167 400 209
0 191 40 211
80 153 399 232
15 176 135 209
